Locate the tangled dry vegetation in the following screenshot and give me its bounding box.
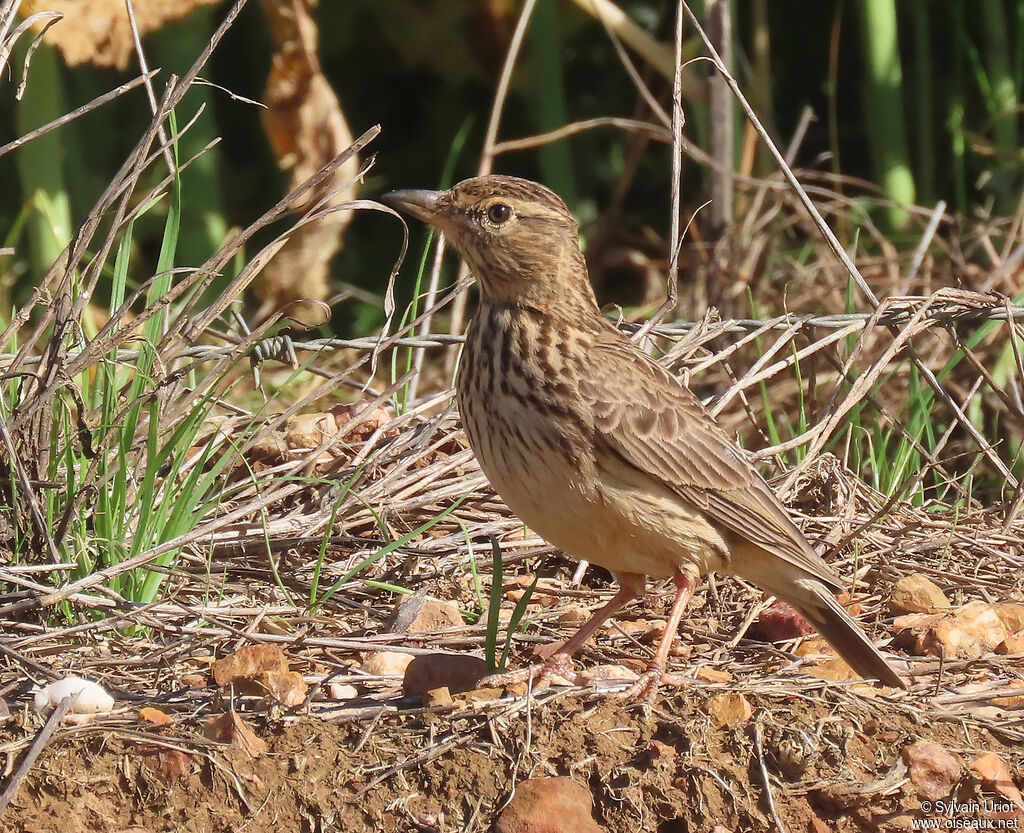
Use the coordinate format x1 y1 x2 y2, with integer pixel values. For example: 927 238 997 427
3 3 1024 832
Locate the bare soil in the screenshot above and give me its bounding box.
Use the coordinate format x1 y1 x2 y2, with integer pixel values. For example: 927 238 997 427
4 677 1022 833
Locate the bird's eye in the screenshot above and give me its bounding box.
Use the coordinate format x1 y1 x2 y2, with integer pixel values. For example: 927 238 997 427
486 203 512 225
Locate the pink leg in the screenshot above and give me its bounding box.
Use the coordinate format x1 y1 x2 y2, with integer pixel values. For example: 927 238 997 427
481 574 644 691
622 569 697 703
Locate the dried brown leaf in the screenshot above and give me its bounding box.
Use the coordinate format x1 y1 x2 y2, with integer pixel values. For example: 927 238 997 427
205 710 267 758
22 0 222 69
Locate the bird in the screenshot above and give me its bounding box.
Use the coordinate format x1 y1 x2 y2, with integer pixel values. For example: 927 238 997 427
382 175 906 697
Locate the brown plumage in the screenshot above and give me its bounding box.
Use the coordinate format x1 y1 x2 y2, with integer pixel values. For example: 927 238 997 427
382 175 905 695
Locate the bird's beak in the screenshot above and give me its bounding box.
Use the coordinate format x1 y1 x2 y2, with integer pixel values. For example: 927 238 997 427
381 189 446 228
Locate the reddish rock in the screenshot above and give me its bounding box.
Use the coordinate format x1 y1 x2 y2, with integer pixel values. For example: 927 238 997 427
556 605 590 624
329 402 396 440
284 412 336 449
423 687 453 707
995 603 1024 636
639 740 677 769
211 644 289 687
138 745 192 782
386 594 463 633
758 600 815 642
902 740 962 801
209 645 307 706
888 574 950 615
327 683 358 699
695 667 733 684
360 651 415 677
250 431 288 459
902 601 1010 659
575 664 639 685
402 653 488 696
971 752 1024 809
138 707 173 726
805 657 860 684
608 618 670 645
997 634 1024 655
707 693 754 728
495 776 606 833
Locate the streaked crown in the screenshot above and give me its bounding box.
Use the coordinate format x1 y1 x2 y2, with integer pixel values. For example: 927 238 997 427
384 175 597 311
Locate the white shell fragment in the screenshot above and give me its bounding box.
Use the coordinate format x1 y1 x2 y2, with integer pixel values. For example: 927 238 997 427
33 676 115 715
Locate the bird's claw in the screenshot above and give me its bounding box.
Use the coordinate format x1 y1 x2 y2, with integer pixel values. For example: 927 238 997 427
478 653 576 692
619 665 685 704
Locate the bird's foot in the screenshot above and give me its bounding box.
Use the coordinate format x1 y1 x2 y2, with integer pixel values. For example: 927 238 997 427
477 653 576 693
619 664 685 704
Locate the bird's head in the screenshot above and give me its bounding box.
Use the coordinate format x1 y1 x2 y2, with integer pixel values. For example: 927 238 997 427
382 175 596 310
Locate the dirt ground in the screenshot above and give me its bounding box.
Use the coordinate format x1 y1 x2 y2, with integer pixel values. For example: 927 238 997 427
4 677 1023 833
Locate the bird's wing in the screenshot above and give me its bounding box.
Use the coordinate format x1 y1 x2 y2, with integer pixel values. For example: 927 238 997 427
580 328 842 588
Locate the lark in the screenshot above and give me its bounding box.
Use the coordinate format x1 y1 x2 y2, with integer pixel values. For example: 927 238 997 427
383 176 905 696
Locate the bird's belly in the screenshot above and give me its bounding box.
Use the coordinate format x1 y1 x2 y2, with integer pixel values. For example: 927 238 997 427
459 392 728 580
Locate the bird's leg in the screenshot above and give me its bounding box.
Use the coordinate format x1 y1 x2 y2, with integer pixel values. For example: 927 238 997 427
621 568 697 703
479 575 643 691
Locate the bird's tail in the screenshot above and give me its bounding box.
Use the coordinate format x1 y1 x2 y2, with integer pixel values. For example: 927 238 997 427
760 574 906 689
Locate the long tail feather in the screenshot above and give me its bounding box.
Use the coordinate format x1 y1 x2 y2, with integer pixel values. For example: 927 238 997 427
766 576 906 689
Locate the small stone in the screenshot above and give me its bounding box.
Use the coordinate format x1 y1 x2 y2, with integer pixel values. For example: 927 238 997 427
757 601 815 642
970 752 1024 809
707 692 754 728
639 739 677 768
612 619 648 636
695 667 733 684
902 740 962 801
806 657 859 684
139 746 192 783
994 603 1024 636
138 707 173 725
793 637 833 657
423 687 453 707
402 653 488 696
996 634 1024 655
284 412 336 449
495 776 606 833
610 619 664 642
360 651 415 677
919 601 1009 659
835 593 863 616
329 402 395 440
889 574 950 615
459 686 504 702
211 644 289 687
386 594 463 633
255 669 307 706
557 605 590 624
250 431 288 459
327 683 358 699
575 664 640 685
667 639 691 658
503 575 558 607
